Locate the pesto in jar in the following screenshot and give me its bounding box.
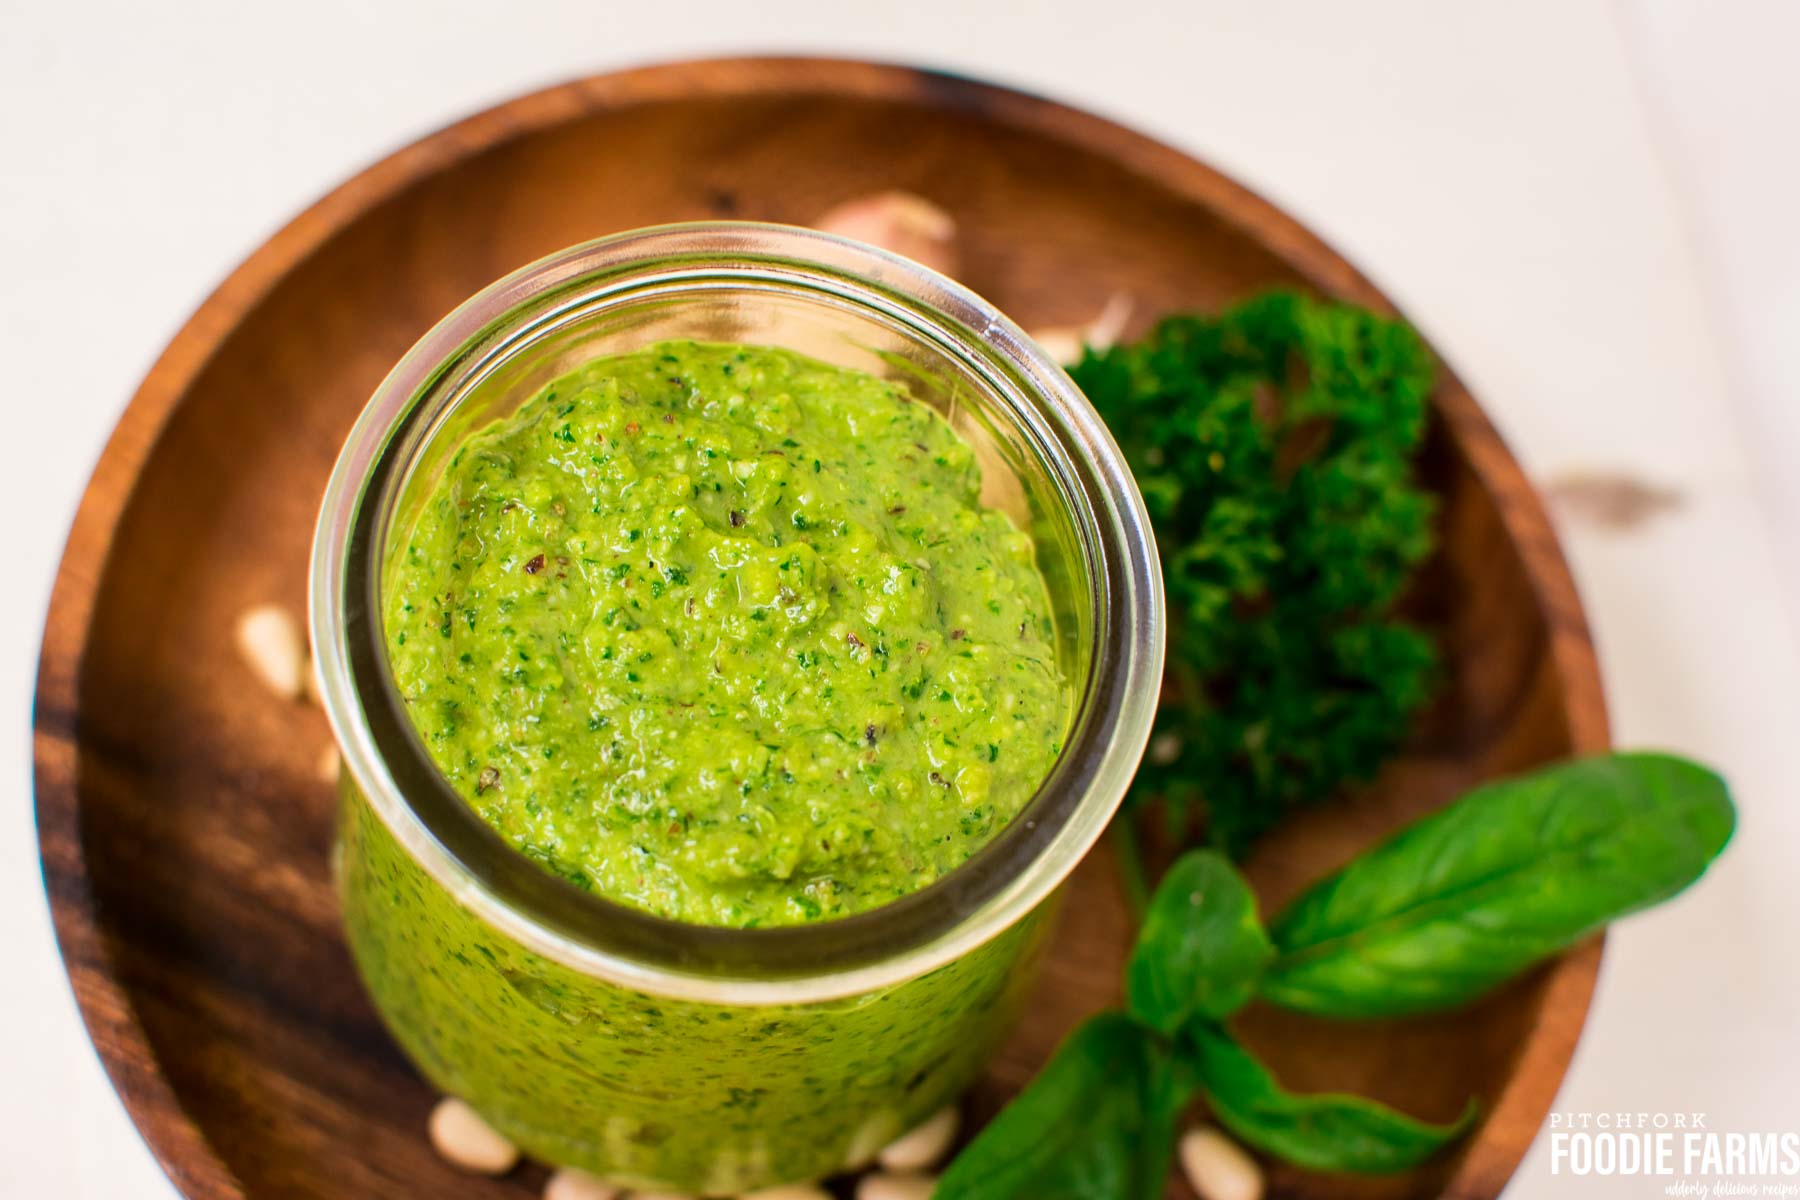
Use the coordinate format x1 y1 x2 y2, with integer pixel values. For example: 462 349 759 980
383 341 1069 926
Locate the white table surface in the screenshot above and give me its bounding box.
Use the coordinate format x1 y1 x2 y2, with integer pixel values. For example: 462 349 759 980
5 2 1795 1197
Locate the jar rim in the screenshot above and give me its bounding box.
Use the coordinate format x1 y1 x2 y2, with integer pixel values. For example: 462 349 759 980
309 222 1164 1003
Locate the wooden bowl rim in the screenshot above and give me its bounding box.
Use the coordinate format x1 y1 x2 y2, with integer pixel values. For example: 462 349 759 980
31 55 1609 1200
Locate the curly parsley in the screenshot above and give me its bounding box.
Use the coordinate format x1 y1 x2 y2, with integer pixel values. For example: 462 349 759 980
1070 291 1438 856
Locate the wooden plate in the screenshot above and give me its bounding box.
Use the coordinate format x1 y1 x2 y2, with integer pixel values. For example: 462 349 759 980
34 57 1607 1200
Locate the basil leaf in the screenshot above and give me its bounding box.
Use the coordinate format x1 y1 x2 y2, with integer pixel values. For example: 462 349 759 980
936 1013 1190 1200
1262 752 1735 1018
1127 849 1272 1033
1187 1022 1475 1173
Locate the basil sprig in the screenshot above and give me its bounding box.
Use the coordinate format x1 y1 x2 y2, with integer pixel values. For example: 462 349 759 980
1262 752 1735 1018
1126 849 1271 1034
1184 1023 1478 1173
938 753 1734 1199
934 1015 1189 1200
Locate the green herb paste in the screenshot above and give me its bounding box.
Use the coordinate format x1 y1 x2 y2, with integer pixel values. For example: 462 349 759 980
383 341 1068 925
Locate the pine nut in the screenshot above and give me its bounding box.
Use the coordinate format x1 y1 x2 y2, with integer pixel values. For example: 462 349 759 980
1029 294 1135 366
235 605 307 699
542 1167 617 1200
877 1105 960 1171
857 1173 937 1200
815 192 959 278
1178 1125 1263 1200
426 1097 519 1175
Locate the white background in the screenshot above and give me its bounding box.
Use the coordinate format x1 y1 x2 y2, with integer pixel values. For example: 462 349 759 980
4 2 1796 1197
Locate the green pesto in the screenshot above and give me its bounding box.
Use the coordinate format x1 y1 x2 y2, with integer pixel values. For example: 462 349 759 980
347 342 1069 1189
383 341 1068 926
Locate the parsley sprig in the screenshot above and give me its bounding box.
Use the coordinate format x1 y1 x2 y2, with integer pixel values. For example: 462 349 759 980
1070 292 1438 855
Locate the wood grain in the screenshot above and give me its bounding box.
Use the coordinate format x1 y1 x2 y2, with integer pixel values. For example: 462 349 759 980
32 57 1608 1200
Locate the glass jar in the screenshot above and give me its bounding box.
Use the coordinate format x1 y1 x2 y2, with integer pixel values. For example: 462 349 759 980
310 223 1163 1193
